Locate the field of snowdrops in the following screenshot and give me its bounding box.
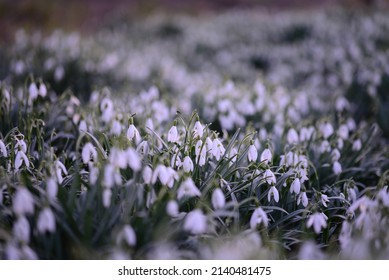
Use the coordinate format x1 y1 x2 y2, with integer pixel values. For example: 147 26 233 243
1 9 389 260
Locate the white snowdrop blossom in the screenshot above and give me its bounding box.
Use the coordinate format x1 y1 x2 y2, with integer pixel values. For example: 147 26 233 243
307 213 328 234
297 192 309 207
321 194 330 207
13 215 30 243
13 187 34 216
377 186 389 207
167 125 179 143
260 148 272 164
100 97 114 123
211 188 226 209
127 124 141 144
290 178 301 194
212 139 225 161
37 207 56 234
193 121 204 138
46 177 58 201
182 156 194 173
109 148 127 169
267 186 279 203
264 169 276 185
195 140 206 166
28 82 38 103
170 153 182 168
247 144 258 162
103 164 121 188
89 164 99 185
126 147 141 172
333 161 342 175
184 209 207 234
0 139 7 157
166 200 179 217
331 149 341 162
102 188 112 208
111 120 122 136
38 83 47 97
177 178 201 200
320 122 334 139
352 139 362 151
338 124 349 140
142 166 153 184
55 160 68 184
82 143 98 164
287 128 299 144
250 207 269 229
117 225 137 247
15 150 29 170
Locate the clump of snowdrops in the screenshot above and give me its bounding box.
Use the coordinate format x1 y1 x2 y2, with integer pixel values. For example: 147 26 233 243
1 9 389 259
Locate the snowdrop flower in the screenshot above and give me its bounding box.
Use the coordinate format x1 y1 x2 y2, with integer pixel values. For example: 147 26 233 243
15 150 29 170
319 140 331 154
13 215 30 243
307 212 328 234
333 161 342 175
377 186 389 207
193 121 204 138
89 164 99 185
247 144 258 162
167 125 179 143
267 186 279 203
177 178 201 200
109 148 127 169
250 207 269 229
206 137 213 154
352 139 362 151
152 165 178 188
287 128 299 144
300 126 315 142
100 97 114 123
82 143 98 164
182 156 194 173
212 138 225 161
290 177 301 194
212 188 226 209
331 149 341 162
28 82 38 103
146 188 157 208
195 140 207 166
142 166 153 184
298 241 325 260
38 83 47 97
166 200 179 217
321 194 330 207
15 139 27 153
320 122 334 139
103 164 121 188
126 147 141 172
102 188 112 208
111 120 122 136
297 192 309 207
79 120 87 132
46 177 58 201
260 148 272 164
127 124 141 144
37 207 56 234
55 160 68 184
338 124 349 140
136 141 149 156
117 225 136 247
13 187 34 216
184 209 207 234
171 153 182 168
0 139 7 157
264 169 276 185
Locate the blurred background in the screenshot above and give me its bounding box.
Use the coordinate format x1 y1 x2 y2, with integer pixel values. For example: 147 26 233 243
1 0 388 42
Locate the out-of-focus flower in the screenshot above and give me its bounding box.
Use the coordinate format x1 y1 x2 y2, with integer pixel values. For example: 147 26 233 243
15 150 29 170
287 128 299 144
331 149 341 162
127 124 141 144
38 83 47 97
82 143 98 164
193 121 204 138
142 166 153 184
117 225 136 247
212 139 225 161
212 188 226 209
333 161 342 175
248 144 258 162
177 178 201 200
55 160 68 184
307 212 328 234
13 187 34 216
250 207 269 229
338 124 349 140
46 177 58 201
184 209 207 234
352 139 362 151
102 188 112 208
321 194 330 207
126 147 141 171
166 200 179 217
13 215 30 243
37 207 56 234
320 122 334 139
